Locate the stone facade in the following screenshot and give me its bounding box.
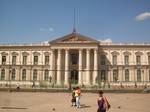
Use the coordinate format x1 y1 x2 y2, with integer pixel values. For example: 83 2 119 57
0 32 150 87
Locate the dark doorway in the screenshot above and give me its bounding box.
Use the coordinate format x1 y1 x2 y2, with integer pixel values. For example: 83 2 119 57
70 70 78 84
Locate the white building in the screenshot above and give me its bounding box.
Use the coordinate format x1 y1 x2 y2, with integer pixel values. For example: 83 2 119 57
0 32 150 87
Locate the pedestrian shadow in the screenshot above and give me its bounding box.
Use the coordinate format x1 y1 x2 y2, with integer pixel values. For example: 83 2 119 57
80 104 91 108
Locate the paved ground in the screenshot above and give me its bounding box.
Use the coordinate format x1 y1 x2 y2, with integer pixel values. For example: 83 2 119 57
0 92 150 112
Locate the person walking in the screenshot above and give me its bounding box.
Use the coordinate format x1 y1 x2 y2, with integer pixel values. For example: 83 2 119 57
97 90 110 112
71 87 76 107
75 86 81 108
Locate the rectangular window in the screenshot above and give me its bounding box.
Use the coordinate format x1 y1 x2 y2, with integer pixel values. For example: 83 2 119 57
148 56 150 65
125 69 129 82
70 54 78 65
44 69 49 81
113 70 118 82
2 56 6 65
23 56 27 65
101 70 106 81
34 56 38 65
149 70 150 82
22 69 26 81
112 55 117 65
12 69 16 80
101 55 106 65
33 69 37 80
12 56 16 65
45 56 49 65
1 69 5 80
124 55 129 65
136 56 141 65
137 69 141 82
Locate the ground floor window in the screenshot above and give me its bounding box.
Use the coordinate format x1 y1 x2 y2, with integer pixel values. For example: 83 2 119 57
12 69 16 80
149 70 150 81
125 69 129 82
33 69 37 81
137 69 141 82
44 69 49 81
113 70 118 82
1 69 5 80
22 69 26 81
101 70 106 81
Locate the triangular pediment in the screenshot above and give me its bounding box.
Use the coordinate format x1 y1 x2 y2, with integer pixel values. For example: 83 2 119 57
49 32 99 44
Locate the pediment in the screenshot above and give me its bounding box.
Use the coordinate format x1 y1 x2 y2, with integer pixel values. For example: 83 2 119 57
49 32 99 44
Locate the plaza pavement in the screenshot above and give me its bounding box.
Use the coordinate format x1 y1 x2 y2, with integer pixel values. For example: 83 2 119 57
0 92 150 112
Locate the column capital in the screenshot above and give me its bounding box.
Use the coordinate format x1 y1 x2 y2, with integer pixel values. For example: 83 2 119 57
94 49 98 53
57 49 62 54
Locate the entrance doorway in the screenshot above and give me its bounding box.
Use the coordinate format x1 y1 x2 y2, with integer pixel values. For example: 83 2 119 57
70 70 78 84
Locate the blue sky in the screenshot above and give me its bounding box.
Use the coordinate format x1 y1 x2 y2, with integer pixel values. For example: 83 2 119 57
0 0 150 43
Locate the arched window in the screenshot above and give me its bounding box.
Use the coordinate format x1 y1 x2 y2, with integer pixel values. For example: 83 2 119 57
125 69 129 82
12 69 16 80
137 69 141 82
1 69 5 80
22 69 26 81
44 69 49 81
33 69 37 81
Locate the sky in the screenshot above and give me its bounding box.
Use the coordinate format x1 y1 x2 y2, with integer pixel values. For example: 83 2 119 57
0 0 150 44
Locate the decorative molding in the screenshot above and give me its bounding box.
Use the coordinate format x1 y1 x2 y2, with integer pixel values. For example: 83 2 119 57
22 52 29 56
33 51 40 56
1 52 8 56
111 51 119 55
12 52 19 56
44 52 50 56
123 51 131 56
135 51 143 56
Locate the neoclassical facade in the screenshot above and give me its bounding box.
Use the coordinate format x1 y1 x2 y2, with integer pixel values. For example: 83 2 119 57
0 32 150 87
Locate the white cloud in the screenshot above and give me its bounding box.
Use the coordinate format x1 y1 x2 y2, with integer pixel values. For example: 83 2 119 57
49 27 53 32
40 28 45 31
135 12 150 21
40 27 54 32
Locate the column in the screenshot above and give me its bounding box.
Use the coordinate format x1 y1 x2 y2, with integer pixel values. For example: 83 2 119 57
86 49 91 85
78 49 83 85
93 49 98 85
64 49 69 85
50 49 54 83
57 49 61 85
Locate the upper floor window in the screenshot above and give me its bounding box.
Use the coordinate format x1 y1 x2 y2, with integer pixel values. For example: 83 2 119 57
112 55 117 65
2 56 6 65
124 55 129 65
45 56 49 65
148 56 150 65
44 69 49 81
23 56 27 65
125 69 129 82
12 69 16 80
136 56 141 65
33 69 37 80
100 55 106 65
137 69 141 82
1 69 5 80
22 69 26 81
34 56 38 65
70 54 78 65
12 56 17 65
113 70 118 82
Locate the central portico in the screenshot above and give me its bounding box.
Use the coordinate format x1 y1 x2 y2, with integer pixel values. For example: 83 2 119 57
49 32 99 86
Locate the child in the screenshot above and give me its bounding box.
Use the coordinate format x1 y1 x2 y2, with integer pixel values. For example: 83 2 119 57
71 87 76 107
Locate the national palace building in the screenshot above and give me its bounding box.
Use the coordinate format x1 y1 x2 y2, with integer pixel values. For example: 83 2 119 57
0 32 150 87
